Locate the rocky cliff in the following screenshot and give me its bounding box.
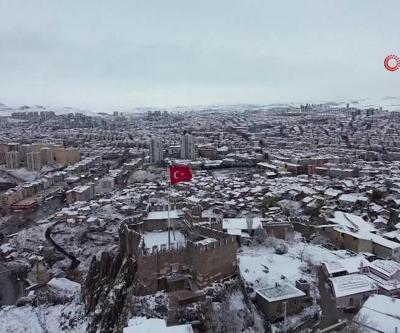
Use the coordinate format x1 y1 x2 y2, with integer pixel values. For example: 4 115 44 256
84 247 137 333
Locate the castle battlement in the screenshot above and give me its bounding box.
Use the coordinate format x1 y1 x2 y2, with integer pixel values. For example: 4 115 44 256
118 220 238 295
140 242 187 256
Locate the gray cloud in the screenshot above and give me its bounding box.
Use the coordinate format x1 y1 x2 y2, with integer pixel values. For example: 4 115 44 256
0 0 399 110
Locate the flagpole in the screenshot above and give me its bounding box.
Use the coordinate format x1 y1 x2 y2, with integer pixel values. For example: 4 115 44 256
167 161 171 250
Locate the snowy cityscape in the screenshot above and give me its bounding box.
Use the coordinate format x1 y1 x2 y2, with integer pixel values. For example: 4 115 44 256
0 103 400 332
1 1 400 332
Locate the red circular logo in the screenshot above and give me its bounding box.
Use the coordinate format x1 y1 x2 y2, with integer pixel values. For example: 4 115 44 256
384 54 400 72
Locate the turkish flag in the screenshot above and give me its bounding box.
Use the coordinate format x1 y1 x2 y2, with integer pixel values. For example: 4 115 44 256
169 165 192 185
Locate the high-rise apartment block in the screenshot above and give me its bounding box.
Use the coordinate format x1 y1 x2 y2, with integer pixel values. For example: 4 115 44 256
19 144 32 164
180 133 195 160
27 151 42 171
149 137 164 163
40 147 54 165
53 147 80 166
6 151 20 169
0 144 9 164
7 143 19 152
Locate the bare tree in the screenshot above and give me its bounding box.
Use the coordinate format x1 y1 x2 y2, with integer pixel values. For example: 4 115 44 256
254 226 266 244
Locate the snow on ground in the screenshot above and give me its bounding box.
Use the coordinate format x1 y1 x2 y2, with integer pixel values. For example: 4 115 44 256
0 301 87 333
239 240 347 331
227 290 265 333
6 200 127 275
287 242 345 266
0 305 43 333
142 231 186 248
47 277 81 297
134 291 169 318
271 302 321 333
124 317 193 333
12 221 51 250
239 241 343 289
229 290 247 311
238 245 304 289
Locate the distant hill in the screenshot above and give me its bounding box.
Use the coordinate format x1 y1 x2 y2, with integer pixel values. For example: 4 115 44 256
0 102 98 116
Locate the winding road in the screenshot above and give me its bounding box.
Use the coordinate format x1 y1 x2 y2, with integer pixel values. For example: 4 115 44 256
45 221 80 270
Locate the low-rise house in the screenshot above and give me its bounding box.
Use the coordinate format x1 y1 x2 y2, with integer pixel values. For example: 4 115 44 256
331 227 373 253
371 235 400 259
354 294 400 333
10 197 38 212
255 282 306 321
338 193 369 209
362 260 400 296
263 221 293 240
383 229 400 243
329 211 400 258
222 217 263 236
322 256 369 278
328 274 377 309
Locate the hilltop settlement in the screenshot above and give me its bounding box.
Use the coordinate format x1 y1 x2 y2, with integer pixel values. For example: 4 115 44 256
1 103 400 332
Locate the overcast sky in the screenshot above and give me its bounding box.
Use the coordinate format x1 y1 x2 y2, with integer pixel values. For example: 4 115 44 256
0 0 399 110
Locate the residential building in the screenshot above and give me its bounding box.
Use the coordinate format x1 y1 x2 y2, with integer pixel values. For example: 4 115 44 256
66 147 80 165
328 274 377 308
354 294 400 333
0 143 8 164
255 282 306 321
19 144 33 165
96 177 115 193
180 133 195 160
66 184 95 204
40 147 54 165
5 151 20 169
54 147 80 166
149 137 163 163
27 151 42 171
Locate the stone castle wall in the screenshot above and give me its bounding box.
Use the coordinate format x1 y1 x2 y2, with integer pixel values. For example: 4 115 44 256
119 223 238 295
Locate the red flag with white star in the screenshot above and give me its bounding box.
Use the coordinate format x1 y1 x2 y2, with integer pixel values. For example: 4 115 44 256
169 165 192 185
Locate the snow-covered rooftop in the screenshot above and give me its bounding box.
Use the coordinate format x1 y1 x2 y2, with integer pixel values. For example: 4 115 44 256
329 211 376 234
47 277 81 296
194 237 217 246
356 294 400 333
142 231 186 248
123 317 193 333
370 259 400 278
256 283 306 302
323 256 369 275
144 210 182 220
329 274 377 298
222 217 263 231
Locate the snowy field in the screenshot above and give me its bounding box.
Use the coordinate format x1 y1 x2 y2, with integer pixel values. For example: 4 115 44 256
239 246 304 289
124 317 193 333
0 302 87 333
238 241 345 289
